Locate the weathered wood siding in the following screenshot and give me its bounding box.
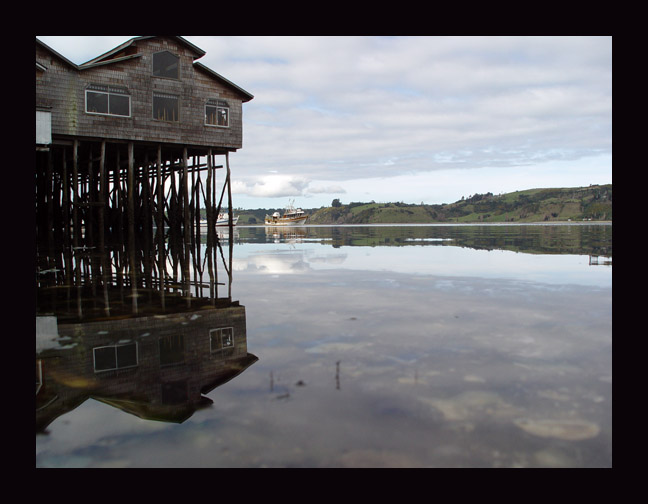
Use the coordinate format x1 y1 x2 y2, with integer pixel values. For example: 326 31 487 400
36 38 247 151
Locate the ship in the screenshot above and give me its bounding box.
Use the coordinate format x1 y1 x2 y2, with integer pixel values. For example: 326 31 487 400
199 213 238 228
265 201 309 226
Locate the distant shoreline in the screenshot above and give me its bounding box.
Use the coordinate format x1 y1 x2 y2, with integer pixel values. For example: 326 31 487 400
238 221 612 227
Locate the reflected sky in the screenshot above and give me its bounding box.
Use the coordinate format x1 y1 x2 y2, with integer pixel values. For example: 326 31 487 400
234 241 611 287
36 224 612 468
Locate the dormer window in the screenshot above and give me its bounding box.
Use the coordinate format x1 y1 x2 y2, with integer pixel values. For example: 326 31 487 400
152 51 179 79
206 99 229 127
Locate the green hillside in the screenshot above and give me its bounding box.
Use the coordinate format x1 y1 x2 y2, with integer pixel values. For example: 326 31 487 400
306 185 611 224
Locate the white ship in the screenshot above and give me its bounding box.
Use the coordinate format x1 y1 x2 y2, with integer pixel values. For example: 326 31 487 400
215 213 238 226
200 213 238 228
265 201 309 226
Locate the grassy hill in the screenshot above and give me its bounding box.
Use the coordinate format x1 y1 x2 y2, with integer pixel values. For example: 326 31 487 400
306 185 612 224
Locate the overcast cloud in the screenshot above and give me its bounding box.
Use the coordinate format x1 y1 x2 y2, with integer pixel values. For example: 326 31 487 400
37 36 612 208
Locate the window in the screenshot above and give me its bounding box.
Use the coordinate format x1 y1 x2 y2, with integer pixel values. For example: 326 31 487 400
93 343 138 372
210 327 234 353
159 334 184 366
153 51 179 79
85 85 131 117
205 99 229 127
153 93 179 122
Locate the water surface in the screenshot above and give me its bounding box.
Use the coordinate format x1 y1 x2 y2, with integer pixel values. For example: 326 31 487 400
36 223 612 467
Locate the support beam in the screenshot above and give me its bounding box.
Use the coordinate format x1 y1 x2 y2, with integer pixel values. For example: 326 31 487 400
127 142 138 314
183 147 190 247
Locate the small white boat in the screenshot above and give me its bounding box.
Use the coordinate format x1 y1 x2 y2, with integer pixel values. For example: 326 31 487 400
265 201 308 226
200 213 238 227
216 213 238 226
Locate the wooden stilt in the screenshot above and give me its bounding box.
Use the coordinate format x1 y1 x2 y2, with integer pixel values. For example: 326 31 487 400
46 149 54 246
37 136 240 320
183 147 190 246
72 140 79 250
156 145 166 309
98 141 106 246
99 141 110 316
87 147 94 248
62 148 70 248
225 152 233 300
127 142 138 314
206 149 213 237
226 152 233 228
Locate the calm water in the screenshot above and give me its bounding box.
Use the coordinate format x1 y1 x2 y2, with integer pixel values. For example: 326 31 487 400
36 223 612 467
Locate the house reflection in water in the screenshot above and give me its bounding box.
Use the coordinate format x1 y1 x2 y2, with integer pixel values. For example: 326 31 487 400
36 228 257 433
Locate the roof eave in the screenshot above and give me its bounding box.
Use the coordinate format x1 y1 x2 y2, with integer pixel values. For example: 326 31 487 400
79 53 142 70
194 61 254 103
36 38 80 70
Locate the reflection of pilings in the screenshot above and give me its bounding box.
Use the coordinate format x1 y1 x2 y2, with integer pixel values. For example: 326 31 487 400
336 361 341 390
37 224 234 323
37 218 235 324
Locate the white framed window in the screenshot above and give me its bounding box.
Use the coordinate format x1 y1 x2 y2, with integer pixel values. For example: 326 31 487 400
205 99 229 127
210 327 234 353
85 84 131 117
152 51 179 79
153 93 179 122
93 343 138 372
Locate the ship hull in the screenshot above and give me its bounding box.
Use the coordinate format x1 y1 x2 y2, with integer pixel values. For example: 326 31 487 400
264 216 308 226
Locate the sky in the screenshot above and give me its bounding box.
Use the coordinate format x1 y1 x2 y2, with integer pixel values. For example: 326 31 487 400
37 36 612 209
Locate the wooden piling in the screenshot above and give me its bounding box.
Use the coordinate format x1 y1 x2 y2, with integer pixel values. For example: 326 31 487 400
37 139 239 316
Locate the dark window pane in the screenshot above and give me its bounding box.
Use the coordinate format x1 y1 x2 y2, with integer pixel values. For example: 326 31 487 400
210 328 234 352
206 105 218 125
206 104 229 126
210 329 221 351
109 94 130 116
221 328 234 347
94 347 116 371
218 107 229 126
116 343 137 368
153 95 179 121
153 51 179 79
87 91 108 114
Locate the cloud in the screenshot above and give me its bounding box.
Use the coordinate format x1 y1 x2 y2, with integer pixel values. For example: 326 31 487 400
231 174 311 198
38 36 612 206
307 185 346 194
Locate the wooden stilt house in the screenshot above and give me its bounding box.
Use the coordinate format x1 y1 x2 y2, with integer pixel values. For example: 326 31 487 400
35 36 253 243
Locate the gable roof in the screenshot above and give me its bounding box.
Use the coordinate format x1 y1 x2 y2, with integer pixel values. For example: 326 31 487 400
80 36 206 67
36 36 254 103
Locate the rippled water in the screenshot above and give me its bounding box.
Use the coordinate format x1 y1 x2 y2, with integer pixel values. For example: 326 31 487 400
36 223 612 467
